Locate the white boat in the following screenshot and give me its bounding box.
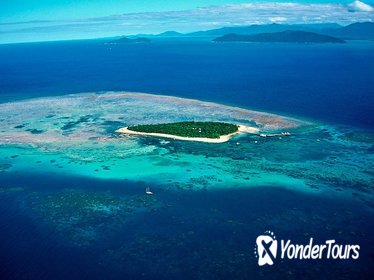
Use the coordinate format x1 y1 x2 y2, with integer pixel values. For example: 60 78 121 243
145 186 153 195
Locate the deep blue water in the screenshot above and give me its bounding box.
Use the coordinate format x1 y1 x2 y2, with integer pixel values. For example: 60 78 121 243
0 39 373 128
1 172 373 279
1 39 374 279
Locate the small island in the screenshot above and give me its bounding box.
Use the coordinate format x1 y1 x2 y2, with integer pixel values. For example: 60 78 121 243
116 121 259 143
213 31 346 43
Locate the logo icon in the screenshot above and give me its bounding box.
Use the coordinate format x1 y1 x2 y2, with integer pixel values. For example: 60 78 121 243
255 231 360 267
255 231 277 266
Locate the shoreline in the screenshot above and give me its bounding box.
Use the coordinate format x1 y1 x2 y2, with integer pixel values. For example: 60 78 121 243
116 125 259 143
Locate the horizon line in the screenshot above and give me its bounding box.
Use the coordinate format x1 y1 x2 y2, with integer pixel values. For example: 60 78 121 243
1 21 372 45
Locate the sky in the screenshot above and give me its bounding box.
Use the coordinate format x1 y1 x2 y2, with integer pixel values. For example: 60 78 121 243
1 0 374 43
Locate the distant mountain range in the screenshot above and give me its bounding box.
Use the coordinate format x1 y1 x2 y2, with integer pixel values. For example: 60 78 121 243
213 31 346 43
186 23 341 37
327 22 374 40
134 22 374 41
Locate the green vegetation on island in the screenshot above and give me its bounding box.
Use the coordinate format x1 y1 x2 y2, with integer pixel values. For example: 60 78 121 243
127 122 239 139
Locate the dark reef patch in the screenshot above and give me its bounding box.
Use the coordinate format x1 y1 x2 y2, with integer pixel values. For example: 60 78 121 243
26 128 45 134
61 115 97 131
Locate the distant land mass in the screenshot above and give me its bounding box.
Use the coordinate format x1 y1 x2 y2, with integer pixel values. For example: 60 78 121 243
158 31 184 37
327 22 374 40
213 31 346 43
186 23 342 37
109 37 151 44
132 22 374 41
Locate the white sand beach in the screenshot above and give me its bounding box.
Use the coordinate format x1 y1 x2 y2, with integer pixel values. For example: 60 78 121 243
116 125 259 143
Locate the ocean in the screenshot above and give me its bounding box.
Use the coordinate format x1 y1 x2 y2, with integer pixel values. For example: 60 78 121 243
0 39 373 279
1 39 374 127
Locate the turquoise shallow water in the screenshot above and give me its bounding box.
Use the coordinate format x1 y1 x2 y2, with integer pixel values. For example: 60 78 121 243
0 92 373 279
0 92 308 186
0 92 372 195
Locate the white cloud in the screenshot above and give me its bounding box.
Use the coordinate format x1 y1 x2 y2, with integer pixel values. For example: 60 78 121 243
349 1 374 12
268 16 287 23
91 2 374 29
1 1 374 43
